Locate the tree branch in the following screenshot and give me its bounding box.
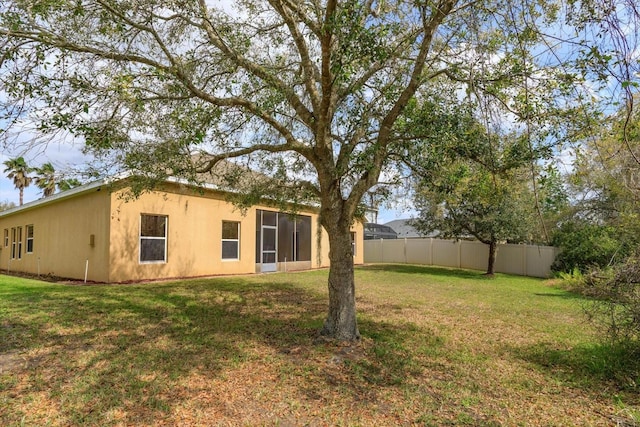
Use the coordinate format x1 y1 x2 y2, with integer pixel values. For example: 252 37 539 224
267 0 322 116
347 0 459 216
195 143 307 173
196 0 317 130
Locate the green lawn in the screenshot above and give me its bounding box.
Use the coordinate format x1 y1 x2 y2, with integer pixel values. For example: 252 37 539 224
1 265 638 426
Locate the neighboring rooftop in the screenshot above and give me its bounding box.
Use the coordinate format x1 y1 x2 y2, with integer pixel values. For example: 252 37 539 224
364 223 397 240
384 219 435 238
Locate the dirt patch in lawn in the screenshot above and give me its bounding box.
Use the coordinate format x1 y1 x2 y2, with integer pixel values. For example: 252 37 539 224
0 350 24 373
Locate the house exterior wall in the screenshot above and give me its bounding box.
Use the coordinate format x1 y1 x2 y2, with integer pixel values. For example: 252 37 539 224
108 186 260 282
1 181 364 283
0 188 112 282
107 184 364 282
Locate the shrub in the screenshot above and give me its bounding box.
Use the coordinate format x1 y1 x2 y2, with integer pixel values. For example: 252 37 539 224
551 221 629 273
582 256 640 345
556 267 585 292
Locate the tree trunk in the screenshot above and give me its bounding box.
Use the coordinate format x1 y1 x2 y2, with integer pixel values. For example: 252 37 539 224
486 240 497 276
320 217 360 341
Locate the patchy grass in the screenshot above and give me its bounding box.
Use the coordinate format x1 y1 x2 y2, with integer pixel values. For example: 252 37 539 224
1 264 638 426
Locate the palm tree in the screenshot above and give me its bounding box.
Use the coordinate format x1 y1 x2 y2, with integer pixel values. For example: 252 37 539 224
3 157 33 206
34 162 57 197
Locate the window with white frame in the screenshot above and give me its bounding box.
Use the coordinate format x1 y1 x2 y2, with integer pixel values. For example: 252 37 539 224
11 226 22 260
140 214 167 263
10 228 16 259
18 227 22 258
26 225 34 253
221 221 240 260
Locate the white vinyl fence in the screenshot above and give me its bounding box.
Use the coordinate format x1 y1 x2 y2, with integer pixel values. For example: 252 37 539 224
364 238 559 278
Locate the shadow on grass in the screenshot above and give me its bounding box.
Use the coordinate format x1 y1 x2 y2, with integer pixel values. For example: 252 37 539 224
0 276 444 425
360 263 484 279
533 292 587 301
514 341 640 392
355 318 445 386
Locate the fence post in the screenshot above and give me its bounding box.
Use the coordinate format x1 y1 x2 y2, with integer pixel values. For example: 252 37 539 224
429 238 433 265
404 238 408 264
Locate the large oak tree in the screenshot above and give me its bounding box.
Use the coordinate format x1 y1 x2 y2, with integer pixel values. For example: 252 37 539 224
0 0 631 340
407 110 541 275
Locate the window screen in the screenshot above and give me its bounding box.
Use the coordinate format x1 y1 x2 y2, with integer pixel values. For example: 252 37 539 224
277 213 311 262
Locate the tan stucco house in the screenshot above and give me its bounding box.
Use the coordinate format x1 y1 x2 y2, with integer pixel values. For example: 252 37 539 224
0 177 363 283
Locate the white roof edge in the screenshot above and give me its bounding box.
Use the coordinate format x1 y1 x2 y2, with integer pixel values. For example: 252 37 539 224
165 176 222 191
0 178 111 218
0 171 135 217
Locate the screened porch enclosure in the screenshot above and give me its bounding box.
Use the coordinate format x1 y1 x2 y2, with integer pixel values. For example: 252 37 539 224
255 209 312 272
